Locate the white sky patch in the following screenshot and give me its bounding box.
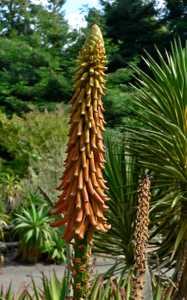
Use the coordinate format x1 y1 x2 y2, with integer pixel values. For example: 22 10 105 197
156 0 165 9
64 0 101 29
66 11 87 29
87 0 100 7
32 0 48 5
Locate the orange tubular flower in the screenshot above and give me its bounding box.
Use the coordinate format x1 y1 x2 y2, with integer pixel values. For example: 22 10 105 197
52 24 110 242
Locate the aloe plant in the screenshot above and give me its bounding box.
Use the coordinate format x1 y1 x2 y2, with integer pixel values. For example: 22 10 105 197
41 230 66 264
0 272 174 300
14 204 53 262
52 24 110 299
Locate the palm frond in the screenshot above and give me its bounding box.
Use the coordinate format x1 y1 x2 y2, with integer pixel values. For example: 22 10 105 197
94 134 141 274
127 40 187 268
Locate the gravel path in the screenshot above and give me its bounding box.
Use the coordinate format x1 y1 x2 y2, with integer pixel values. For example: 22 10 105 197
0 257 115 293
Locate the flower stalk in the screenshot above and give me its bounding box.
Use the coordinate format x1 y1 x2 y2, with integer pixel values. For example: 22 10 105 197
51 24 110 300
133 175 151 300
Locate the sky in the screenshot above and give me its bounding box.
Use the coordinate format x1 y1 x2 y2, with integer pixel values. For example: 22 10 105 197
33 0 164 29
32 0 101 28
63 0 101 28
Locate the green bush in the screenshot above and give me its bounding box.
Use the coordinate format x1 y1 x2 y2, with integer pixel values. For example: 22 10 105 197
0 106 68 202
0 112 31 177
18 105 69 200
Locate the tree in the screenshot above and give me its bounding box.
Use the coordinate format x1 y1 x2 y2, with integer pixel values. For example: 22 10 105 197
0 0 69 52
104 66 138 128
165 0 187 19
163 0 187 44
100 0 167 70
0 0 73 113
0 0 34 37
47 0 66 13
0 37 72 114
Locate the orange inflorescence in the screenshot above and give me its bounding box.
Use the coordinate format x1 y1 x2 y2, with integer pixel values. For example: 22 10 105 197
52 25 110 241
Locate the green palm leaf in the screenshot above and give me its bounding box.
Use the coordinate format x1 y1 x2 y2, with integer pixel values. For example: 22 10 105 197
127 40 187 276
94 134 141 274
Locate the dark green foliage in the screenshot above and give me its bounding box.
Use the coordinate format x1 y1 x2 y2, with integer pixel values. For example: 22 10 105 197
0 0 32 37
0 1 73 113
164 0 187 39
100 0 166 70
47 0 66 13
0 0 69 48
104 66 138 128
0 36 71 113
0 112 30 176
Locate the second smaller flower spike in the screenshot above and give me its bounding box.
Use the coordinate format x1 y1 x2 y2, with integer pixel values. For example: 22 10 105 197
133 175 151 300
51 25 111 241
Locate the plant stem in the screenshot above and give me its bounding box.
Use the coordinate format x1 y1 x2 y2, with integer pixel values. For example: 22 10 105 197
176 242 187 299
73 231 92 300
174 202 187 299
